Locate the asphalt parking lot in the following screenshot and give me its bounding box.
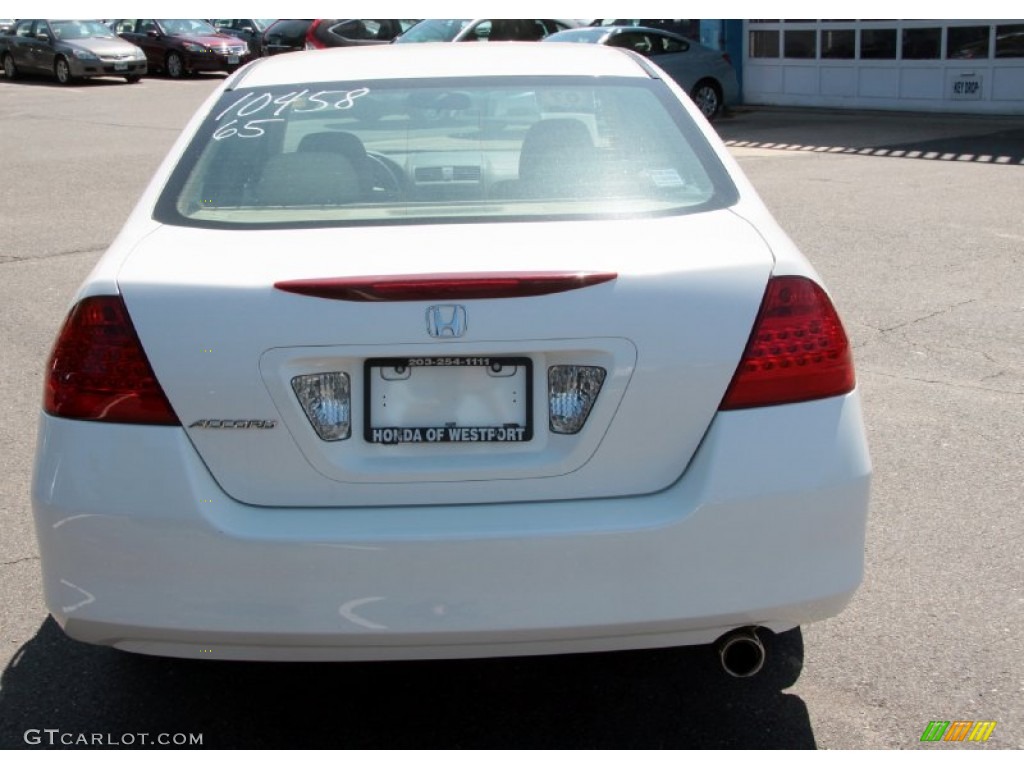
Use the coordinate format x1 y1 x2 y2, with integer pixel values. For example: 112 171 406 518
0 73 1021 749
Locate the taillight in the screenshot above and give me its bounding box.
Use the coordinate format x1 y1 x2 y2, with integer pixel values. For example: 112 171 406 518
720 276 855 410
722 52 733 66
305 20 325 49
44 295 179 425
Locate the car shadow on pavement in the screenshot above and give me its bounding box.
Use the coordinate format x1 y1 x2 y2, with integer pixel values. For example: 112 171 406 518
0 74 133 88
0 72 227 87
1 618 816 749
716 109 1024 166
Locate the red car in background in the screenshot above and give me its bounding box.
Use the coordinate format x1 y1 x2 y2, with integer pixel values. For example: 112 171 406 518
113 19 252 77
304 19 419 49
258 20 417 56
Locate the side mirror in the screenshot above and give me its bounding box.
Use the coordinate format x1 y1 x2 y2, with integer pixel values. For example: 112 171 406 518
36 33 51 42
146 30 160 39
241 26 255 34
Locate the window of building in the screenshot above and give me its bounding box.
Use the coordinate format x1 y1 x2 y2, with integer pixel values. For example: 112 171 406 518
995 24 1024 58
901 27 941 59
749 30 780 57
784 30 817 58
947 26 990 59
860 28 897 59
821 29 855 59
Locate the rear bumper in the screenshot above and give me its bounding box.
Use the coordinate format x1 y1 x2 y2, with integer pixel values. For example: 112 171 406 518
32 393 870 661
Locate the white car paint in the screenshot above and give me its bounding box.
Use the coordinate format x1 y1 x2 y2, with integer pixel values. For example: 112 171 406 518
32 43 871 662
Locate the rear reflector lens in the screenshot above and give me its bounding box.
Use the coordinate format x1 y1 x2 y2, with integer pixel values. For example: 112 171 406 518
292 373 351 441
44 296 179 425
549 365 606 434
720 276 855 410
275 272 617 302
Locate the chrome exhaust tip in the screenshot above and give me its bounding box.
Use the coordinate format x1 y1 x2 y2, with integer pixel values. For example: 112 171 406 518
716 626 766 678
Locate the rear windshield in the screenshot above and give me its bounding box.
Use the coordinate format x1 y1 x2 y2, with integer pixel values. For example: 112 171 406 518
395 19 470 43
51 20 118 40
545 29 606 43
155 76 737 229
266 19 312 37
160 19 216 36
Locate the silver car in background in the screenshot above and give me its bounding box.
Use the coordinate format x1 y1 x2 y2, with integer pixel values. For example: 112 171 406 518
396 19 579 43
544 25 739 120
0 19 146 84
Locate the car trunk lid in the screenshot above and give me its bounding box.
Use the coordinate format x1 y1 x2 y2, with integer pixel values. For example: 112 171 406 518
117 211 773 507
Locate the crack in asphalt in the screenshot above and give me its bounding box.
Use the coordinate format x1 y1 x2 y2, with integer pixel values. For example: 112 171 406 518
0 556 40 568
979 370 1012 382
12 113 182 133
898 337 1018 367
878 298 978 333
851 326 1021 381
861 368 1023 395
0 247 106 265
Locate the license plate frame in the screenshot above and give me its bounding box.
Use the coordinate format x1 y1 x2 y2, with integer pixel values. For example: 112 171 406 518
364 356 533 445
227 55 239 65
113 62 128 71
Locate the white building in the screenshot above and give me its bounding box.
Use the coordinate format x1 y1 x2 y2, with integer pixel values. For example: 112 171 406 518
741 20 1024 114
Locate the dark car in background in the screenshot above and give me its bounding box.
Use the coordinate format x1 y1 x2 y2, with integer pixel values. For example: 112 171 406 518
261 19 313 56
113 19 251 77
1 19 147 84
545 25 738 120
304 19 419 49
212 18 275 57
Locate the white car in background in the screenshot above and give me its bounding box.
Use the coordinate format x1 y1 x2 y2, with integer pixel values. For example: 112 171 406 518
33 43 870 674
544 25 740 120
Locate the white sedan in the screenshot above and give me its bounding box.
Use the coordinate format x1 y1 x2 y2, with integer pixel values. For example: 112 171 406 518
33 43 870 674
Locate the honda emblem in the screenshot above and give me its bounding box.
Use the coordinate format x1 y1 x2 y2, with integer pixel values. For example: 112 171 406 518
426 305 468 338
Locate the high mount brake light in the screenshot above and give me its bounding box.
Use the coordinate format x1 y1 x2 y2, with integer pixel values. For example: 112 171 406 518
720 276 855 410
44 295 179 425
275 272 618 301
